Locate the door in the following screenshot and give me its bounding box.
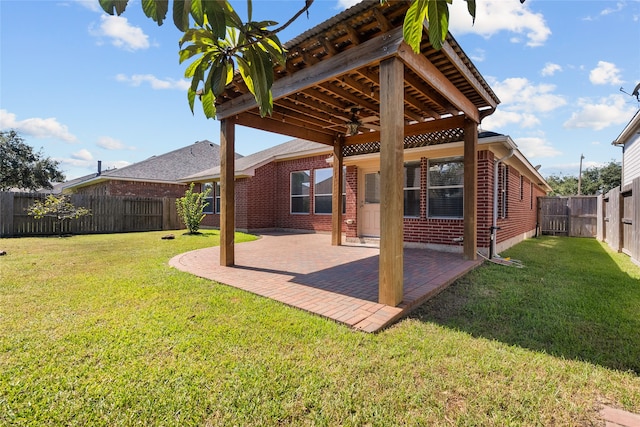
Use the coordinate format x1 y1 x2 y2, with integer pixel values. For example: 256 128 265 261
359 168 381 237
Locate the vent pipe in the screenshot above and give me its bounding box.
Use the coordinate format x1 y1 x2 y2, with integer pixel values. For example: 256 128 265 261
97 160 102 176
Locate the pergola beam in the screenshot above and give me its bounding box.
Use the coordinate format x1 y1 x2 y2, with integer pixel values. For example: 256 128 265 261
216 27 404 119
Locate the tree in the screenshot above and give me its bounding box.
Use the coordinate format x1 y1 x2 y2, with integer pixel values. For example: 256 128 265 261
176 182 212 234
99 0 516 120
27 195 91 236
545 161 621 196
0 130 65 191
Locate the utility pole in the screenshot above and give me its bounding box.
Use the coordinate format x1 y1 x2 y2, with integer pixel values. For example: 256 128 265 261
577 154 585 195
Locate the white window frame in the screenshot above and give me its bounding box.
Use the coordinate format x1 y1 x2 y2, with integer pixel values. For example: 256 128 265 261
404 161 421 218
427 157 464 219
290 170 311 214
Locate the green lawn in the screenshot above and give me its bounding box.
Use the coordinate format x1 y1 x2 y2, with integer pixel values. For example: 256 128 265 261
1 231 638 426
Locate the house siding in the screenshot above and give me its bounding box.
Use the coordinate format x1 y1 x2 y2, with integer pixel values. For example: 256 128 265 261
622 132 640 186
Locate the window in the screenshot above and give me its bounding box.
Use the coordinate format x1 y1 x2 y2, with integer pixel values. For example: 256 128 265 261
314 168 346 214
519 175 524 200
215 182 221 214
530 181 533 210
428 157 463 218
404 162 420 217
202 182 214 214
291 171 310 214
499 164 509 218
365 173 380 204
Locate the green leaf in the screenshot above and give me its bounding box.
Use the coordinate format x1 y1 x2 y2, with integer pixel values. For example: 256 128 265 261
173 0 192 32
141 0 168 26
403 0 428 54
247 0 253 22
99 0 129 15
223 1 243 29
202 0 227 39
427 0 449 50
465 0 476 24
190 0 205 27
258 35 286 66
187 87 197 114
200 88 216 119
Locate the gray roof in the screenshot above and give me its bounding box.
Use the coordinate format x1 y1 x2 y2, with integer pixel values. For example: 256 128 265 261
180 139 331 181
100 140 241 181
66 140 243 189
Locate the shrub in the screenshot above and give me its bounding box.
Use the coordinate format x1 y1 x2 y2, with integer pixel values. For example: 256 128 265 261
176 183 211 234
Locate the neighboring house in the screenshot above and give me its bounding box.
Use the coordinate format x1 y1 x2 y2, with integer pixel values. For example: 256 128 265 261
181 132 551 255
613 109 640 188
64 140 242 198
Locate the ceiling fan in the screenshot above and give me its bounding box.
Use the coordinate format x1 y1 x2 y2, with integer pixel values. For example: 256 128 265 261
328 107 380 136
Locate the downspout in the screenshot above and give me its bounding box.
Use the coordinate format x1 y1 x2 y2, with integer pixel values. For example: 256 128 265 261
491 149 514 258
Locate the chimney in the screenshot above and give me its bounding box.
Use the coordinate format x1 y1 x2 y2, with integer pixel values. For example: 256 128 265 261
97 160 102 176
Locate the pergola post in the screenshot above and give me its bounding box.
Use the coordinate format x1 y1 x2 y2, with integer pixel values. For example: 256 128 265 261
220 118 235 266
331 138 344 246
378 57 404 306
463 118 478 260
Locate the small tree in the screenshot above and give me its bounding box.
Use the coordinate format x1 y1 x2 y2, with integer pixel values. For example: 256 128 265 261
27 195 91 236
176 183 211 234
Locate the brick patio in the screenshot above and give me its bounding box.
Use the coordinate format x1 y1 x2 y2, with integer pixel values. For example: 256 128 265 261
169 232 482 332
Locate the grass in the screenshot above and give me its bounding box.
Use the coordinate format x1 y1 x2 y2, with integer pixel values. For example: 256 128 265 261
0 231 639 426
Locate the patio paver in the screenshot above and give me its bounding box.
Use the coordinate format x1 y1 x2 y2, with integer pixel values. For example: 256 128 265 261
169 232 482 332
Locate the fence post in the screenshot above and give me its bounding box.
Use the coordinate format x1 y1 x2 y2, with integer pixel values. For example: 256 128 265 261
596 194 603 241
0 192 15 237
633 177 640 265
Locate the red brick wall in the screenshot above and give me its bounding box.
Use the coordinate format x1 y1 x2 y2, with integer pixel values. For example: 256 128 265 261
271 155 345 232
75 180 188 198
197 150 544 250
494 163 545 245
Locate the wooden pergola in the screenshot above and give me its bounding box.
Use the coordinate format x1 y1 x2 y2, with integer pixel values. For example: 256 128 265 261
214 1 499 307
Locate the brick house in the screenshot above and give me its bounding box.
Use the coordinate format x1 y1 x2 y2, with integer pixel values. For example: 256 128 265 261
181 132 550 256
64 140 242 198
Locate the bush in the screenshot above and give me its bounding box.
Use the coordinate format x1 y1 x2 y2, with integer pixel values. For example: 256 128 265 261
176 183 211 234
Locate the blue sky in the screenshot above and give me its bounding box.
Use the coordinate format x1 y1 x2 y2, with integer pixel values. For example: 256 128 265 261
1 0 639 180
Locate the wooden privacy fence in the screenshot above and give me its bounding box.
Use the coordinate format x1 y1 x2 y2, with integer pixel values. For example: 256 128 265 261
0 192 181 237
598 177 640 265
538 196 598 237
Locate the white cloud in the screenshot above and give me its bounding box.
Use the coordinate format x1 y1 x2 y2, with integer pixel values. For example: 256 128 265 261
96 136 135 150
449 0 551 47
105 160 131 169
514 136 562 159
0 109 77 142
541 63 562 77
115 74 190 90
59 149 94 168
90 15 149 51
600 2 625 16
71 0 101 12
336 0 360 9
469 48 486 63
589 61 623 85
563 94 637 131
482 77 566 130
72 149 93 161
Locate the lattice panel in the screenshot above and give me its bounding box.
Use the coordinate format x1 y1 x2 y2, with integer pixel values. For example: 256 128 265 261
343 127 465 157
